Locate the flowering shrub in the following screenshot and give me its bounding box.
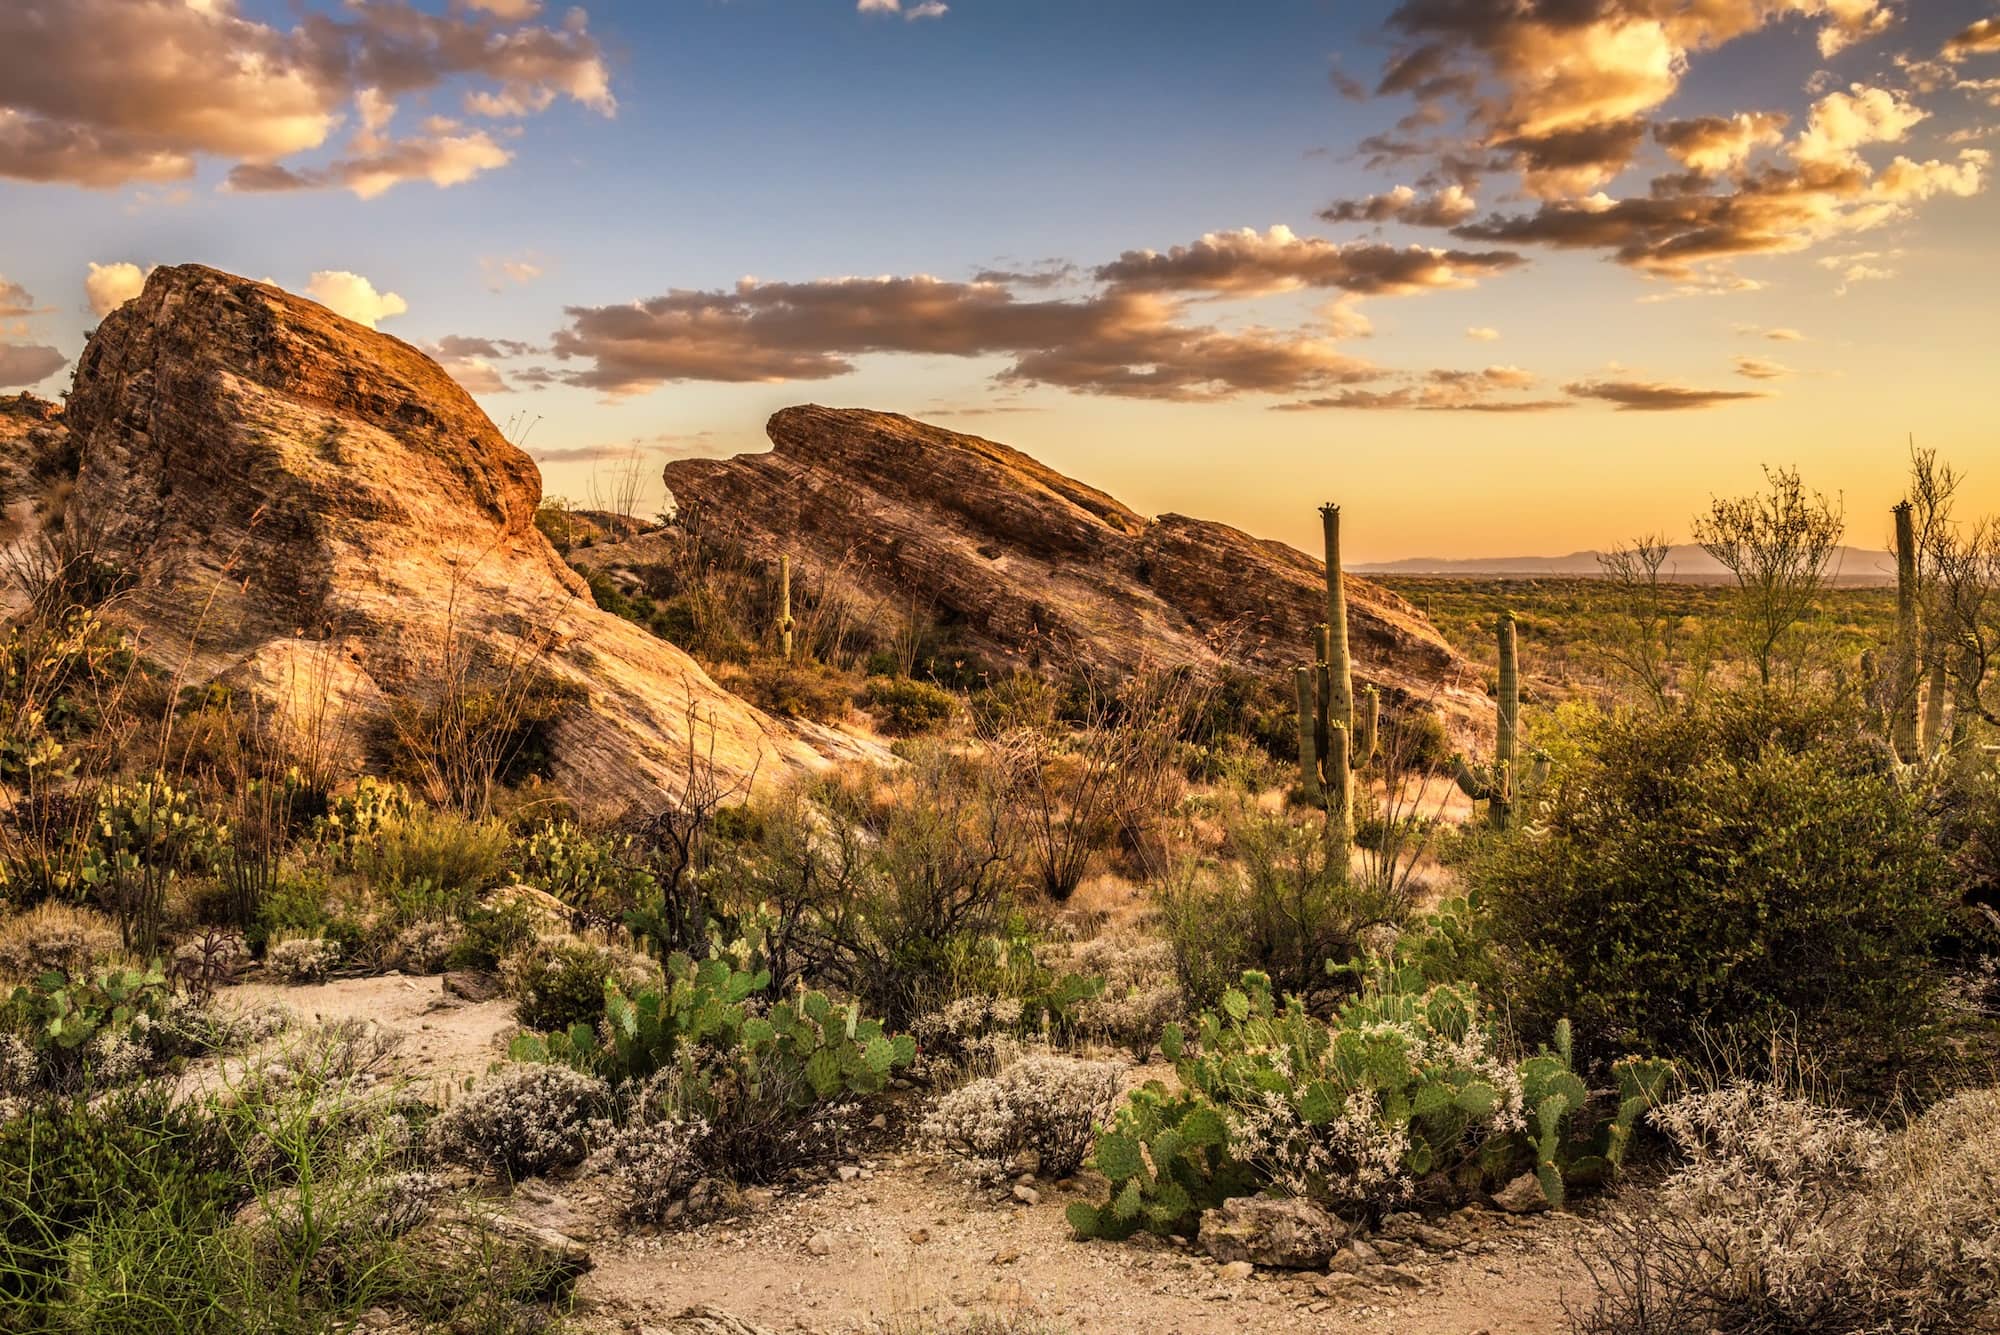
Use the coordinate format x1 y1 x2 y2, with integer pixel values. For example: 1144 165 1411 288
609 1110 710 1222
265 934 341 984
923 1051 1123 1181
1574 1082 2000 1334
501 933 659 1033
1067 933 1183 1061
385 919 462 974
429 1063 611 1178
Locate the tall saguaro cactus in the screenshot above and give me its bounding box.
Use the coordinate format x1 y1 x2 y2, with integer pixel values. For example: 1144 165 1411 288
1296 504 1378 855
1891 500 1922 762
1453 612 1545 830
777 554 797 662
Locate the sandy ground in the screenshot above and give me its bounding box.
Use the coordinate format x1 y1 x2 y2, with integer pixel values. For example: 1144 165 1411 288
213 973 1604 1335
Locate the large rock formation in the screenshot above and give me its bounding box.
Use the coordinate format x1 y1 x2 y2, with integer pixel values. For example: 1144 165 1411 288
652 406 1486 737
31 265 864 810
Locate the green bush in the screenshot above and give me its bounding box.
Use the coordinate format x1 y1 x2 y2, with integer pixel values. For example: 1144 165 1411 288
1157 805 1408 1012
354 805 509 912
1472 690 1952 1075
515 819 654 928
862 676 958 735
734 659 855 723
508 937 618 1033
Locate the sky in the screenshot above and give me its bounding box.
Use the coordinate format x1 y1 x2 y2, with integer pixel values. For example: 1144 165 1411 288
1 0 1997 561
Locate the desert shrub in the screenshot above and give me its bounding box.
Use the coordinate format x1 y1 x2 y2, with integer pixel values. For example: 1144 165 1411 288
788 746 1022 1026
1473 690 1952 1076
431 1063 611 1178
609 1112 710 1222
385 918 463 974
3 957 174 1090
1066 932 1184 1061
443 900 538 972
922 1052 1123 1181
733 658 854 723
502 933 658 1033
263 934 341 984
355 804 510 910
863 675 958 735
0 901 125 982
1158 805 1407 1012
1572 1083 2000 1335
1068 963 1669 1241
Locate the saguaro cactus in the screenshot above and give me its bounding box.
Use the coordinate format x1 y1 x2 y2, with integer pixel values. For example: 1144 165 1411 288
1891 500 1921 762
1454 612 1546 830
777 554 797 662
1296 504 1377 854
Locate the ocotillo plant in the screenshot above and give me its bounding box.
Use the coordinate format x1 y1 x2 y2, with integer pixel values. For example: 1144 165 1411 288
777 554 796 661
1453 612 1546 830
1297 504 1378 852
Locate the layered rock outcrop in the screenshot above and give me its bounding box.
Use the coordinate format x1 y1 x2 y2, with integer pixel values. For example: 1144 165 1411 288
653 406 1486 737
35 265 861 809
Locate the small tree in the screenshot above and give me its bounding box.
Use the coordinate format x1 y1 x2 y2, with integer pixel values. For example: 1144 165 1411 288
1595 535 1715 711
1691 466 1843 685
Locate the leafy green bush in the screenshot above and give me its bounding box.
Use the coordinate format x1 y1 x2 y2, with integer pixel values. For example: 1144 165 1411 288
1472 690 1952 1074
3 958 171 1089
353 804 509 911
505 936 623 1033
1157 805 1407 1012
863 675 958 735
1067 964 1669 1241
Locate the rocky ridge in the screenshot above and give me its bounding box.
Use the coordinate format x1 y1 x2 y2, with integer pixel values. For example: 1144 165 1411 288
645 406 1487 738
6 265 871 809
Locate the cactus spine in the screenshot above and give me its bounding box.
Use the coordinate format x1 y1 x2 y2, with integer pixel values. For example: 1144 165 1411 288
777 554 797 662
1296 504 1376 854
1454 612 1544 829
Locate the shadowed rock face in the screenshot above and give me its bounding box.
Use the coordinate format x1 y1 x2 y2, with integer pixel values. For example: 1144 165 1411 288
659 406 1487 737
44 264 862 810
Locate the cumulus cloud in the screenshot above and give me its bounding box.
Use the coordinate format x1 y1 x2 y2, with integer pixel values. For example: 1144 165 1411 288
551 222 1538 401
1319 184 1478 226
1328 1 1988 290
0 277 38 319
1654 112 1789 175
224 114 512 198
0 0 611 191
1733 355 1793 379
858 0 947 18
0 342 66 388
1093 225 1522 297
1565 378 1771 410
84 261 151 318
1466 326 1500 341
1946 18 2000 60
552 274 1379 401
482 255 545 290
305 271 408 329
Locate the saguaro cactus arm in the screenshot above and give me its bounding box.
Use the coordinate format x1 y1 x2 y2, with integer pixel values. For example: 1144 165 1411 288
777 554 797 661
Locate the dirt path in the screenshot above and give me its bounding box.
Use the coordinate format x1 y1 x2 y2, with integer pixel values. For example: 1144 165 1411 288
221 971 515 1094
210 975 1601 1335
574 1156 1597 1335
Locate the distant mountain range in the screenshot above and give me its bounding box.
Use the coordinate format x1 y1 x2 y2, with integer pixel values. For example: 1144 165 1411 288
1354 544 1897 585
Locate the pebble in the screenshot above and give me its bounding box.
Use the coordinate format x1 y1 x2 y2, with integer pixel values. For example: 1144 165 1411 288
1218 1261 1254 1282
805 1232 833 1257
1012 1184 1040 1206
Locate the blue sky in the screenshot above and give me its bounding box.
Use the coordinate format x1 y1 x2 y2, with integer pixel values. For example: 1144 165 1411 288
2 0 1997 558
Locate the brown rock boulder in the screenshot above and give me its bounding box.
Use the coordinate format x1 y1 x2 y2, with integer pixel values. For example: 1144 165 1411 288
653 406 1485 738
1200 1196 1350 1269
50 264 865 811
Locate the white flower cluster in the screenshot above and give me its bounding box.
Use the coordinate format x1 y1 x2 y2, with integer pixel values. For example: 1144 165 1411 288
909 994 1028 1078
921 1051 1123 1181
610 1113 711 1222
86 1028 150 1085
265 934 341 984
1228 1086 1415 1209
1068 933 1183 1060
429 1063 611 1178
